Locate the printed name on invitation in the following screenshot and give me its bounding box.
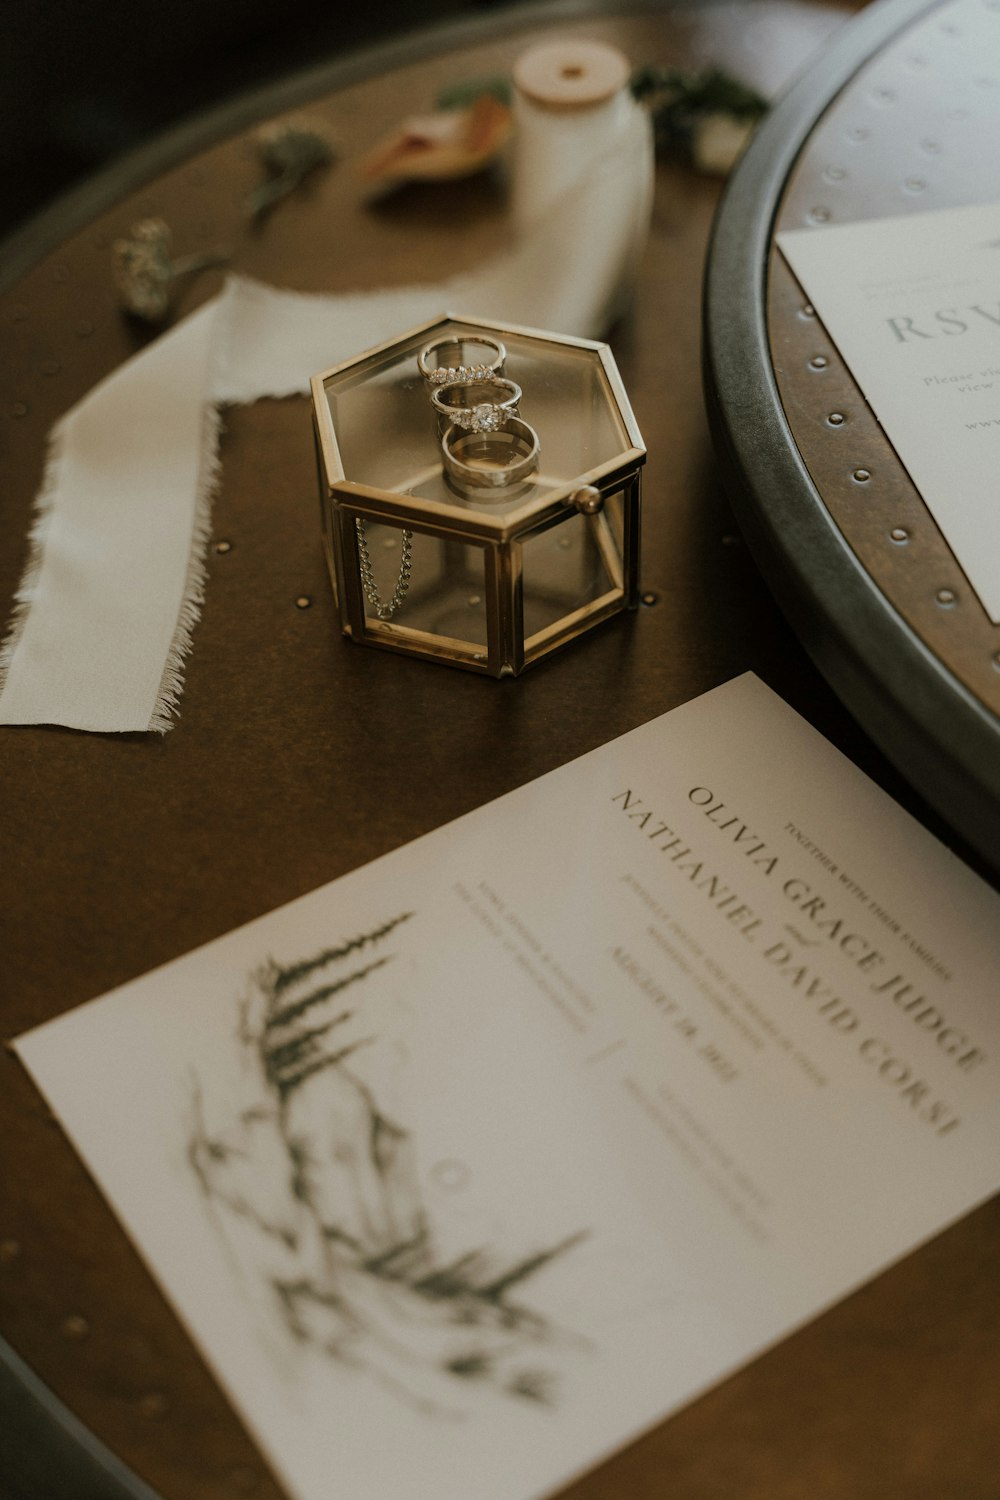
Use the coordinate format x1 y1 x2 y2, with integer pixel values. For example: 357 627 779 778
611 785 988 1136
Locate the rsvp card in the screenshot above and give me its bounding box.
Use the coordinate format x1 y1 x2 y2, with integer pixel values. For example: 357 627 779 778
15 674 1000 1500
779 202 1000 623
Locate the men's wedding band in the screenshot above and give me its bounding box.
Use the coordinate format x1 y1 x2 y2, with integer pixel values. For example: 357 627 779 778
441 416 540 492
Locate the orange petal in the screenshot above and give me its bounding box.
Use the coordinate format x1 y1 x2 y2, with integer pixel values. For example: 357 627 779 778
359 96 512 184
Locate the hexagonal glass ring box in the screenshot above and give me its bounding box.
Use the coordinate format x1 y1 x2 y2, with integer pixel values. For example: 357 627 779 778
310 313 645 676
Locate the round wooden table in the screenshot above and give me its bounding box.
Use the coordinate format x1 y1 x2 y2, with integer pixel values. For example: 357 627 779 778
7 3 1000 1498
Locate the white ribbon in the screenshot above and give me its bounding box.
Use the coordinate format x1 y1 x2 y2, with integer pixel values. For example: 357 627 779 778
0 100 652 733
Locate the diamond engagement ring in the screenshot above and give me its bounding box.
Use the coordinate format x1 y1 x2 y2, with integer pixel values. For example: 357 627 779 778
430 376 522 434
417 334 506 387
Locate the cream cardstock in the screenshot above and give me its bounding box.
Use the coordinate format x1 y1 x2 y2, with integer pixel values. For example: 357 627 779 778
779 201 1000 623
15 673 1000 1500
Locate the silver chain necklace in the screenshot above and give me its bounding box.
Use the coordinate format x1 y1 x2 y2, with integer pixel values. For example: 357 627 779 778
355 518 413 620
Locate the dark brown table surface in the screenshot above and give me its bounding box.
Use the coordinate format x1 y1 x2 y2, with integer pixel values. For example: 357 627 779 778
4 3 1000 1498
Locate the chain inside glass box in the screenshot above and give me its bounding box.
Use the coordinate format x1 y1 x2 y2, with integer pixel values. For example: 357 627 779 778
310 313 645 675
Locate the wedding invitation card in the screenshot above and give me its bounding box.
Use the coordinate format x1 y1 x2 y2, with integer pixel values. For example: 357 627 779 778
15 674 1000 1500
779 201 1000 623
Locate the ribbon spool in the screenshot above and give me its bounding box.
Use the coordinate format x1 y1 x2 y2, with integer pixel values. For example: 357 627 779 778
509 38 654 327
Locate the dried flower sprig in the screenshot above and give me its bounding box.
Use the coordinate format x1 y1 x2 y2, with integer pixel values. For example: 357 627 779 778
112 120 336 323
111 218 230 324
630 66 768 175
245 120 337 222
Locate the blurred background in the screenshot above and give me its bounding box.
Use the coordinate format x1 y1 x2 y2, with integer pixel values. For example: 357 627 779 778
1 0 509 242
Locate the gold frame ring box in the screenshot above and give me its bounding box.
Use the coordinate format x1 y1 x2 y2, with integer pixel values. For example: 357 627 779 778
310 313 645 676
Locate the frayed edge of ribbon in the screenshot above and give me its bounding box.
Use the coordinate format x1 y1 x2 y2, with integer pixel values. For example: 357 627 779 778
147 401 223 734
0 420 68 693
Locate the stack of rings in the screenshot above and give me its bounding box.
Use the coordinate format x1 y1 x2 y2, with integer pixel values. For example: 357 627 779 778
417 333 541 496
